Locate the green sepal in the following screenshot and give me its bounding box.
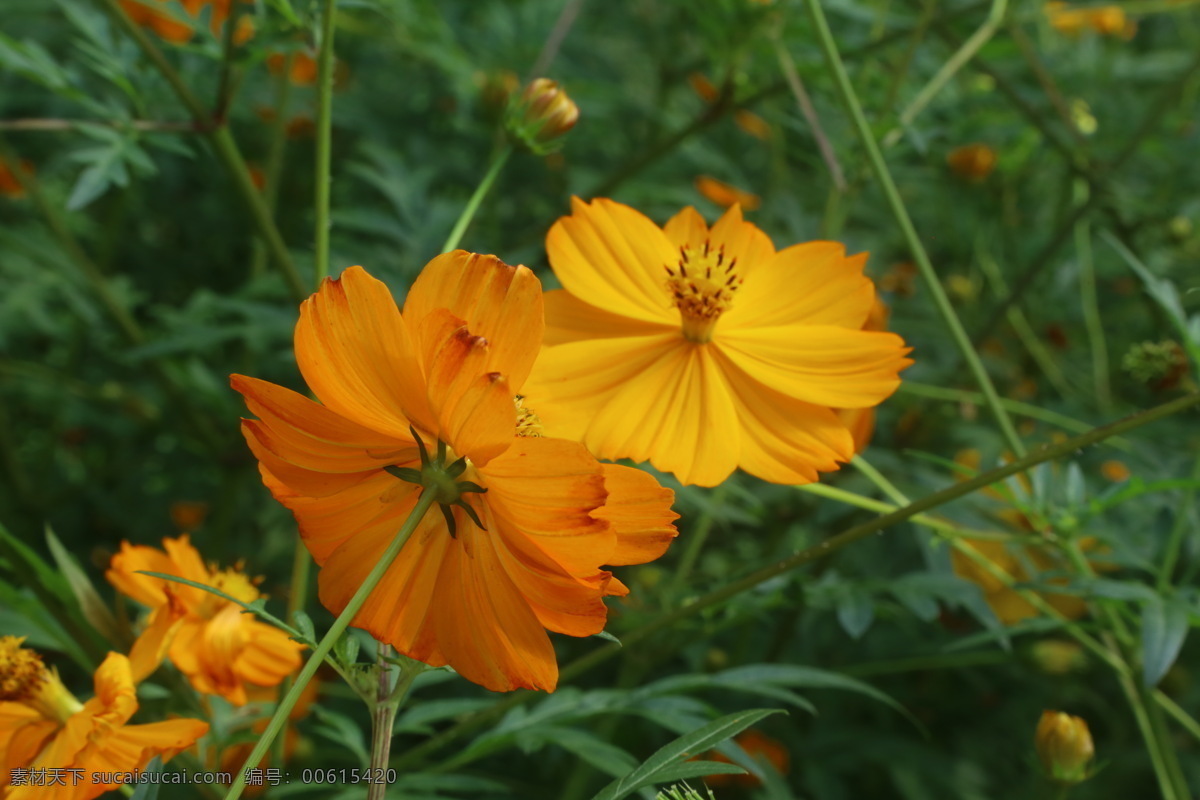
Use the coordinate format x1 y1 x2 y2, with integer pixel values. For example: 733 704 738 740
384 465 423 484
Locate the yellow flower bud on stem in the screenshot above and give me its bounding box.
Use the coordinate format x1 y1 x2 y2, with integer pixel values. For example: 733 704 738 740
1036 711 1095 785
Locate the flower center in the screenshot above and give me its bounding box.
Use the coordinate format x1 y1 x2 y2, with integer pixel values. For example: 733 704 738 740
0 637 83 722
664 240 742 343
514 396 544 437
196 567 261 619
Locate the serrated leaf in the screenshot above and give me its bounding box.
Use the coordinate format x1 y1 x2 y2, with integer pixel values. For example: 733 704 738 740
1142 595 1190 687
590 708 782 800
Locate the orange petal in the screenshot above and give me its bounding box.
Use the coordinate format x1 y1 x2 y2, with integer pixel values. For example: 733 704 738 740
711 347 854 484
235 622 305 686
89 653 138 726
240 419 387 498
594 464 679 566
662 206 711 250
106 542 179 610
415 309 514 466
294 265 435 438
718 325 911 408
707 204 775 274
405 251 545 391
128 596 187 682
547 197 679 325
723 242 872 329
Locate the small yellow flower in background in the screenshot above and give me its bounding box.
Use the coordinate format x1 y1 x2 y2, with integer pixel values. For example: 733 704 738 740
523 198 912 487
951 538 1090 625
0 612 208 800
1030 640 1087 675
1100 459 1132 482
947 143 997 181
694 176 762 211
107 535 304 706
1045 3 1136 38
1036 711 1095 784
233 256 677 693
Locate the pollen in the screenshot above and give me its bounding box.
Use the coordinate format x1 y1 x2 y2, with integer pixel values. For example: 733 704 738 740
514 395 544 437
664 239 742 343
0 636 47 703
196 566 262 619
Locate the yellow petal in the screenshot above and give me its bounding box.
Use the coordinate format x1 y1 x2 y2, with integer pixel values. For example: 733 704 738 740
594 464 679 566
543 289 675 347
404 251 545 391
547 197 678 324
662 206 710 250
707 204 775 276
718 325 910 408
723 242 872 329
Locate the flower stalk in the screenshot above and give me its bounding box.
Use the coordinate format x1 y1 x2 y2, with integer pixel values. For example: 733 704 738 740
223 490 437 800
441 144 513 253
313 0 339 287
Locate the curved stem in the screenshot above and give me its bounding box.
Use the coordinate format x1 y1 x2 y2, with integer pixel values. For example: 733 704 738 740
441 145 513 254
667 483 729 596
224 491 437 800
313 0 338 287
802 0 1026 457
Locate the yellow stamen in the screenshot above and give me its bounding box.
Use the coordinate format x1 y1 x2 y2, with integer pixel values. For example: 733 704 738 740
196 567 262 619
664 239 742 343
0 637 83 722
514 396 544 437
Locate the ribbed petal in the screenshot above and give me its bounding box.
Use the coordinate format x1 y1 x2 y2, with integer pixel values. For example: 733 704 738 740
717 325 910 408
543 289 675 347
584 342 740 487
547 197 678 324
710 347 853 484
235 622 304 686
294 265 435 437
404 251 545 391
593 464 679 566
722 242 873 330
523 333 680 443
241 419 382 498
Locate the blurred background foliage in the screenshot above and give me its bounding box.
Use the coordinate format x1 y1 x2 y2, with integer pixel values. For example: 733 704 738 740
2 0 1200 797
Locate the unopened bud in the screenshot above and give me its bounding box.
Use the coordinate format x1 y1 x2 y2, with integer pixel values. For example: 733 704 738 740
1122 340 1188 391
507 78 579 153
1036 711 1094 784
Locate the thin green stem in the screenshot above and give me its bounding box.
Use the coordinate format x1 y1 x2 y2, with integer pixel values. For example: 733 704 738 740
801 0 1026 457
1155 691 1200 746
1074 182 1112 413
97 0 307 302
367 644 396 800
797 482 1010 541
394 393 1200 770
1158 453 1200 592
441 145 512 253
314 0 338 287
251 54 297 279
1115 668 1181 800
225 491 437 800
773 35 845 190
667 484 729 596
882 0 1008 147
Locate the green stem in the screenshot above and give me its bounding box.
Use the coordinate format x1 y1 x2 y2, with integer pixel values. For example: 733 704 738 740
882 0 1008 147
97 0 307 302
1074 181 1112 413
367 644 397 800
251 53 296 279
441 145 512 253
801 0 1027 457
1116 667 1181 800
394 392 1200 771
1158 453 1200 592
797 482 1010 541
773 35 845 190
667 483 729 596
224 491 437 800
1155 691 1200 745
314 0 338 287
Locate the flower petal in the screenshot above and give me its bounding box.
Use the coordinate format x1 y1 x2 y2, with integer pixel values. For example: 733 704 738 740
294 265 435 437
718 325 910 408
710 347 853 484
415 309 515 466
404 251 545 391
594 464 679 566
707 204 776 275
723 242 872 330
543 289 675 346
547 197 678 324
662 205 710 249
584 342 740 487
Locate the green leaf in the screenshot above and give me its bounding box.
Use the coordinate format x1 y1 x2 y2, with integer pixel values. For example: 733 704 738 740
129 757 163 800
528 726 638 778
589 708 782 800
44 525 122 643
292 610 316 643
1142 595 1191 687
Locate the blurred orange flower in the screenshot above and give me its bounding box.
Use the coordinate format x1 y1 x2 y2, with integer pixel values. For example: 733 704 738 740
702 730 790 788
688 72 720 103
119 0 251 43
0 612 208 800
695 176 761 210
0 158 33 199
107 535 304 706
523 198 911 486
1100 460 1131 482
169 501 209 532
232 255 677 692
1045 2 1136 38
734 110 772 140
947 143 997 181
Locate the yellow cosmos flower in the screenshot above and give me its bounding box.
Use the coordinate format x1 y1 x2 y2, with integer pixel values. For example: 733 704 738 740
0 611 208 800
523 198 912 487
107 535 304 706
232 255 678 693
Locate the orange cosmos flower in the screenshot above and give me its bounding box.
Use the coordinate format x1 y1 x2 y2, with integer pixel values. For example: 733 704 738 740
231 255 677 693
694 176 761 211
947 143 997 181
120 0 249 43
107 535 304 706
0 610 208 800
522 198 912 487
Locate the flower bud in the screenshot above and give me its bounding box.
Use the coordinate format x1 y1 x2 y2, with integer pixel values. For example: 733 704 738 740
506 78 579 154
1036 710 1094 784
